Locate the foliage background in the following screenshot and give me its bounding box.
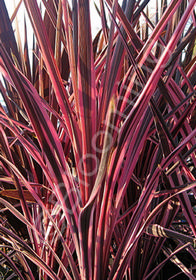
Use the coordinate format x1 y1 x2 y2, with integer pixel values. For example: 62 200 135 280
0 0 195 279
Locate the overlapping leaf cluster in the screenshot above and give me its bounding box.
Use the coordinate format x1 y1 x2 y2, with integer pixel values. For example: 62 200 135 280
0 0 195 279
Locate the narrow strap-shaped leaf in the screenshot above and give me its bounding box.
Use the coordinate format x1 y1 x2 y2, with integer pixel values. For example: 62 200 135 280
99 0 109 41
62 0 80 116
10 0 22 22
150 99 171 157
146 224 196 247
98 0 131 125
0 189 36 203
98 0 118 130
133 0 150 25
77 0 97 200
23 17 32 81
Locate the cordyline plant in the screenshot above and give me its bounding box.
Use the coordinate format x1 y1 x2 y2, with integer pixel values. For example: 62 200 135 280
0 0 195 279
